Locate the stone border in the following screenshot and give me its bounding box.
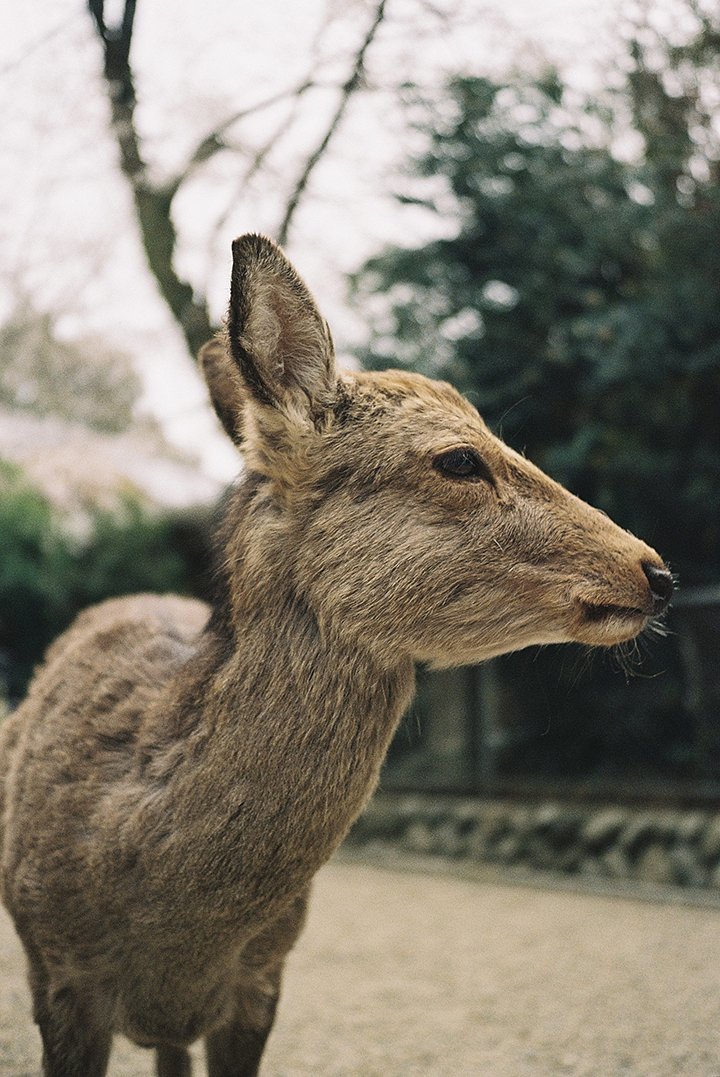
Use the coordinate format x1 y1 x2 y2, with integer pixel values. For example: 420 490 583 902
347 794 720 888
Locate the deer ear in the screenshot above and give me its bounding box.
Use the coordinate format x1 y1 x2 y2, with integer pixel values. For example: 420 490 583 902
199 336 245 446
227 234 336 423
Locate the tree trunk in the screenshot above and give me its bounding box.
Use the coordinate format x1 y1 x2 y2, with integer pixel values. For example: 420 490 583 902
88 0 214 358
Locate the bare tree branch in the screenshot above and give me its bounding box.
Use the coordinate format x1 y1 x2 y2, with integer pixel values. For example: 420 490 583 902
175 79 318 191
203 80 356 270
88 0 393 354
87 0 214 356
277 0 389 246
171 9 362 195
88 0 137 89
204 107 302 283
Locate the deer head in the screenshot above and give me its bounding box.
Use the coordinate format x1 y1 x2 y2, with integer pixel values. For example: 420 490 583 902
200 234 672 670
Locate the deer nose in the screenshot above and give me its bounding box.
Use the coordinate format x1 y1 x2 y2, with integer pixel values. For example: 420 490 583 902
642 561 674 612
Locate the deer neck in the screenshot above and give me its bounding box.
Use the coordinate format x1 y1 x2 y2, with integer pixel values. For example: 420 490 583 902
146 571 415 920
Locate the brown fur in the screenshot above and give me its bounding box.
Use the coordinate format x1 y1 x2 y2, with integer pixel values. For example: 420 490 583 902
0 234 672 1076
199 337 245 445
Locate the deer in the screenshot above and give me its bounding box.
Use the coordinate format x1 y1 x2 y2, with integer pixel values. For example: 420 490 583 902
0 233 673 1077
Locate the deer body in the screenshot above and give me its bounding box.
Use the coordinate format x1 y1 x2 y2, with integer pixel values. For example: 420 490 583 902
0 235 672 1076
1 589 412 1052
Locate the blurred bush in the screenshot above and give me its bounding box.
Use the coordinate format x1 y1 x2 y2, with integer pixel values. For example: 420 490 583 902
354 4 720 790
0 462 211 702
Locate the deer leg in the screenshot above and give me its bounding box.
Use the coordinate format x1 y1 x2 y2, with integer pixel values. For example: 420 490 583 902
34 981 113 1077
204 978 280 1077
156 1043 193 1076
204 1013 277 1077
205 892 305 1077
19 934 113 1077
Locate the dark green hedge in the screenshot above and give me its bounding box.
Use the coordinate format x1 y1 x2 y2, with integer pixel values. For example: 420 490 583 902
0 462 212 701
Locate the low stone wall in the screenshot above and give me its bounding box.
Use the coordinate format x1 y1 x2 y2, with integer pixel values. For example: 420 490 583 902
347 794 720 888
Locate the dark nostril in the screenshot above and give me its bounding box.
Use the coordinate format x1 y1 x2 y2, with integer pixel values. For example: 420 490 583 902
642 561 674 606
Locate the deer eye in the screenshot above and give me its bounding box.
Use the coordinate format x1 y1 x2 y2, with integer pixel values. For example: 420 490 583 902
433 447 492 482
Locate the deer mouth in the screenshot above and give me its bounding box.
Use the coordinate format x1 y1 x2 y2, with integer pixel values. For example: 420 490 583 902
574 599 650 645
580 601 647 626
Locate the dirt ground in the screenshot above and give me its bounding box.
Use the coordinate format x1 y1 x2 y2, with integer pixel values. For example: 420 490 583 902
1 856 719 1076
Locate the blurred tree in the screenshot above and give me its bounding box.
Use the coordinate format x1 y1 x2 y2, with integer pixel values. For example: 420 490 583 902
0 462 211 701
353 1 720 786
353 2 720 586
0 305 141 434
86 0 388 356
87 0 213 356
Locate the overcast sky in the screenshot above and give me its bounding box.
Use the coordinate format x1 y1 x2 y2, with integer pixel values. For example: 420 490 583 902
0 0 623 478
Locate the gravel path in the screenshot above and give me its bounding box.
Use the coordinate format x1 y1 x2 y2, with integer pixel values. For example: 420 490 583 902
1 858 719 1076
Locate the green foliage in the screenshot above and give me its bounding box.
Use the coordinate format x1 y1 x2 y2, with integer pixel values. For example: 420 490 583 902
0 463 210 701
353 3 720 783
0 462 73 698
353 7 720 585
